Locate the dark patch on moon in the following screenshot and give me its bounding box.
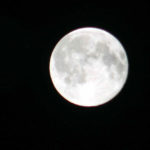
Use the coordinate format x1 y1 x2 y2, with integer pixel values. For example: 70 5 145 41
53 48 70 73
67 35 91 54
119 51 126 60
64 66 86 86
103 52 118 66
116 62 125 74
100 44 126 78
94 42 110 58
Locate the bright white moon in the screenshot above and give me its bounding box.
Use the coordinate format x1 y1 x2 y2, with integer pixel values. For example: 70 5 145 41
49 27 128 107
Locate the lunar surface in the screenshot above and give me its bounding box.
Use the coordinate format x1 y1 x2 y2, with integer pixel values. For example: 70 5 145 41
49 27 128 107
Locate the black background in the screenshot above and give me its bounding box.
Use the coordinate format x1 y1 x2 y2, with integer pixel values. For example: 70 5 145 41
0 1 150 150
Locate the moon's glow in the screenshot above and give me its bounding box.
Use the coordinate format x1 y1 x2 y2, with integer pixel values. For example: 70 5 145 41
49 27 128 107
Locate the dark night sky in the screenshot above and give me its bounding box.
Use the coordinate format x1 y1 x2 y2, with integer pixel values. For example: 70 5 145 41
0 2 150 150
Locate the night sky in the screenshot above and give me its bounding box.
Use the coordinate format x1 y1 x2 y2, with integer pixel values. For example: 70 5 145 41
1 2 150 150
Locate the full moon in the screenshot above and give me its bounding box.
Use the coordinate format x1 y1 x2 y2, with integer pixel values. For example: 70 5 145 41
49 27 128 107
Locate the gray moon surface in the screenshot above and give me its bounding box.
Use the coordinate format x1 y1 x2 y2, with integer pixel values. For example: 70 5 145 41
49 27 128 107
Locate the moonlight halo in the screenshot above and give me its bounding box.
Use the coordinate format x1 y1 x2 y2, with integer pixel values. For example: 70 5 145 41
49 27 128 107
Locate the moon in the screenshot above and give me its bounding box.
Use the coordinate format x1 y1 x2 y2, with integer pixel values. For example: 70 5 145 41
49 27 128 107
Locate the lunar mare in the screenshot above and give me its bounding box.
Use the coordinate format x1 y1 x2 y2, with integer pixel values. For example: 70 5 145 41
49 27 128 107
